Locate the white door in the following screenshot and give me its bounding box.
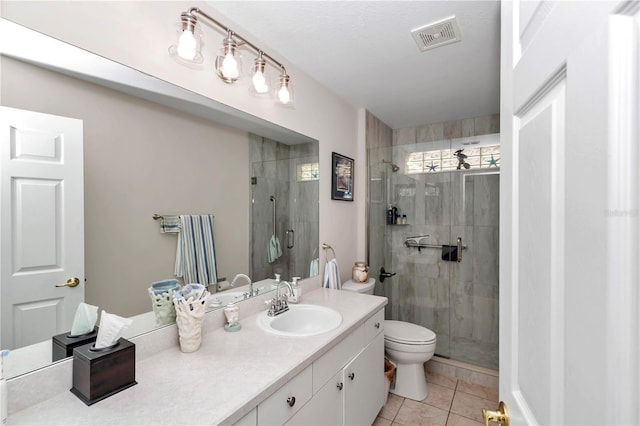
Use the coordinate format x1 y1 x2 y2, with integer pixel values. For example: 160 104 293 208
500 2 639 425
0 106 84 350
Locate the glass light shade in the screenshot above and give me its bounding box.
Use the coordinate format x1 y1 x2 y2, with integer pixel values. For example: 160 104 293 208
215 37 242 83
168 21 203 64
276 74 294 106
249 57 271 96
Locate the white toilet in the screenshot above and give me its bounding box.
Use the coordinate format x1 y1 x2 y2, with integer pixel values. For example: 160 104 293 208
341 279 437 401
384 320 436 401
341 278 376 294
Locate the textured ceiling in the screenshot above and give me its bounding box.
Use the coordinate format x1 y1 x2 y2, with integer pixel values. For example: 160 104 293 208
209 1 500 130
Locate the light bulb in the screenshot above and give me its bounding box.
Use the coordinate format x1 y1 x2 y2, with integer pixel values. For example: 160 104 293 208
278 84 291 104
252 71 269 93
221 53 239 79
176 30 197 60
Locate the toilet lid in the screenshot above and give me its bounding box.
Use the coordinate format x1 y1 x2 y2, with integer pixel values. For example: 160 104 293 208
384 320 436 344
341 278 375 293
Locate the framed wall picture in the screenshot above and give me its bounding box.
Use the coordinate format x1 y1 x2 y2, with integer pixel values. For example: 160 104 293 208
331 152 354 201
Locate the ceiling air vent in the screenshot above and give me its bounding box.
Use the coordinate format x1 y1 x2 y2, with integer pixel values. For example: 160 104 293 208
411 16 462 52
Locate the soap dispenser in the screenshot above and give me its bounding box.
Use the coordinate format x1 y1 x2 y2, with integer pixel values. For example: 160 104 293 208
288 277 302 303
272 273 281 289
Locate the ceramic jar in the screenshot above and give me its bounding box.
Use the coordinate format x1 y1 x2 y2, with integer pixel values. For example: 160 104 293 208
224 303 240 326
352 262 369 283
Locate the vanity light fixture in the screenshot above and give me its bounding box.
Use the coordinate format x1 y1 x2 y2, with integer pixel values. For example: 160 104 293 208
169 7 294 106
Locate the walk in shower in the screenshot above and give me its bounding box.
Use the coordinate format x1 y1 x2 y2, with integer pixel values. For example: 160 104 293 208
368 131 500 370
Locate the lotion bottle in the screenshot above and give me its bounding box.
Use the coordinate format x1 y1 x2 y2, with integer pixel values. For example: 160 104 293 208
1 349 9 426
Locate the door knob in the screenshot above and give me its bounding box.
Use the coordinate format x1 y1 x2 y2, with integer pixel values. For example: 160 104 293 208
482 401 509 426
55 277 80 288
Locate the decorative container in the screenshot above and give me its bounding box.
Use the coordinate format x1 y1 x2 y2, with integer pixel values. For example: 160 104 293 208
224 303 241 332
352 261 369 283
148 288 177 326
70 338 136 406
173 295 208 352
52 328 98 362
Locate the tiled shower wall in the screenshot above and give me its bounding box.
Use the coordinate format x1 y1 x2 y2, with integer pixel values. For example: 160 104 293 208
250 134 319 283
367 112 500 370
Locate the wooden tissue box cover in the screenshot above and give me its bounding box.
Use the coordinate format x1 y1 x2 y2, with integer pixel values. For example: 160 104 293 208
51 328 98 362
70 338 137 406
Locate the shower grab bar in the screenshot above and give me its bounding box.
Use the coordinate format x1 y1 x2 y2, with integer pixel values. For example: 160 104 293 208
270 195 276 236
404 240 468 252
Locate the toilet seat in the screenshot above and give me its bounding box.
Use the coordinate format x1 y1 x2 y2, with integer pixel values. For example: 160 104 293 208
384 320 436 345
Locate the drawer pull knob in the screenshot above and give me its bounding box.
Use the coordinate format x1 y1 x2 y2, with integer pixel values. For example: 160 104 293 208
337 382 343 390
375 322 380 329
286 396 296 407
348 372 355 380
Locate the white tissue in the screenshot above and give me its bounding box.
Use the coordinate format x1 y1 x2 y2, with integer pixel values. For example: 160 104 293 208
69 303 99 337
95 311 133 349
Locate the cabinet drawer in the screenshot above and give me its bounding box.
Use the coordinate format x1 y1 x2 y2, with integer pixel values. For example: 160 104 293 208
258 365 312 425
233 407 257 426
312 325 364 394
365 309 384 344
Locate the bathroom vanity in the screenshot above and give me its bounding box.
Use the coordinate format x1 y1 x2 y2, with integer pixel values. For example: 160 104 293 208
7 288 387 425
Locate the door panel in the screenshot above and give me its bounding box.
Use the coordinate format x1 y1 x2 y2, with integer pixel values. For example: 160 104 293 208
1 106 84 350
501 2 639 425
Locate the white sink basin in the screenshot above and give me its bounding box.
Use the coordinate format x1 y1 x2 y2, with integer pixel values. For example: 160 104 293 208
256 304 342 337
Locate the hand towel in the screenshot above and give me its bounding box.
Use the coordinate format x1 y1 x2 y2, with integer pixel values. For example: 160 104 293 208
160 215 181 233
268 234 282 263
175 215 218 285
309 258 319 277
323 258 341 290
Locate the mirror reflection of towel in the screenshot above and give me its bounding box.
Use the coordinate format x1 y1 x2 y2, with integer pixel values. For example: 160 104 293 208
268 234 282 263
174 215 218 285
309 258 319 277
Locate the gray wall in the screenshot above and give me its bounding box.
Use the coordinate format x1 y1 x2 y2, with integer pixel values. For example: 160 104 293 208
367 112 500 370
1 57 250 317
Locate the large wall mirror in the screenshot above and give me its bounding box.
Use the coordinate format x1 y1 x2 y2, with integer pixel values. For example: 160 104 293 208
0 19 319 378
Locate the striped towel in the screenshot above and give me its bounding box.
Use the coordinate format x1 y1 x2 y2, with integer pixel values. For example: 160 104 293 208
160 215 181 233
323 258 341 290
174 215 218 285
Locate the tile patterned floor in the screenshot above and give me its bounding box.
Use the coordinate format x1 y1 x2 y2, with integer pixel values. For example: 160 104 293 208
373 371 499 426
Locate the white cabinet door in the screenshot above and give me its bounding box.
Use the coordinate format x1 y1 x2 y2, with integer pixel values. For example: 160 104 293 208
501 1 640 424
285 370 343 426
343 333 385 426
0 106 84 350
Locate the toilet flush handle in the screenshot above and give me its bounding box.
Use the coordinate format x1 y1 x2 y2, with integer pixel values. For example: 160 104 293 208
379 267 396 283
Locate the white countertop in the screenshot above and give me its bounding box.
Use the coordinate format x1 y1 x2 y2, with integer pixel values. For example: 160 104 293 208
9 288 387 425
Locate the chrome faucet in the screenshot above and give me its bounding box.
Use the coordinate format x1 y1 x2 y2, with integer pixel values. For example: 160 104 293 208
231 274 254 299
268 280 294 317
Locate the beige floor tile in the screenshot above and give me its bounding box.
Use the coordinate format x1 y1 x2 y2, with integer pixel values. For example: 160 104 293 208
425 370 458 389
379 393 404 421
394 399 449 426
456 380 499 402
420 382 455 411
446 413 484 426
373 416 393 426
450 391 495 423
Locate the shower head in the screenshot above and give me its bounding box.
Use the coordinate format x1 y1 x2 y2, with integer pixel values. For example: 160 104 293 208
382 159 400 172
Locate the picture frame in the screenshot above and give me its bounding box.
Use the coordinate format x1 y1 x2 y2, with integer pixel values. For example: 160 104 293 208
331 152 354 201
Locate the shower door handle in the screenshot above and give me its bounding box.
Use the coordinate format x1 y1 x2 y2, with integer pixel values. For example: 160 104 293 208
286 229 294 249
379 267 396 283
457 237 463 263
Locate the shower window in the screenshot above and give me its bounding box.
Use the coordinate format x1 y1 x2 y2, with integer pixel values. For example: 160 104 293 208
296 162 319 182
405 145 501 174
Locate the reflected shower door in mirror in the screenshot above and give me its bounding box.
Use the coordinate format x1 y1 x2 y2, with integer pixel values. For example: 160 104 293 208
0 20 319 379
250 135 319 283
